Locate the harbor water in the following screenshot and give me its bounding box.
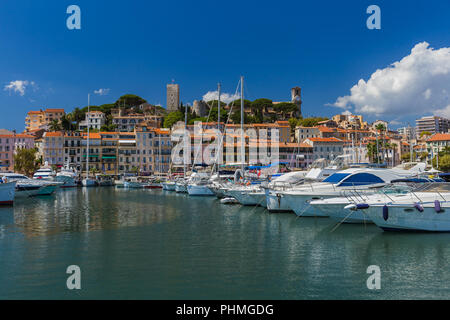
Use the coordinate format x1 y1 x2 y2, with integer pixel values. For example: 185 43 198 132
1 187 450 299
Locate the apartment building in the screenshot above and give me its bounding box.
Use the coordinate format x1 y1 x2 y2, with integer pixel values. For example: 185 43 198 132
303 137 344 160
63 132 82 169
78 111 106 130
0 133 35 172
426 133 450 157
100 132 119 174
112 113 146 132
25 108 65 131
81 132 102 172
416 116 450 137
42 131 65 166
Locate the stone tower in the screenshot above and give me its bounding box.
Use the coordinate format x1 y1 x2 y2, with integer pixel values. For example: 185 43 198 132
166 83 180 113
291 86 302 117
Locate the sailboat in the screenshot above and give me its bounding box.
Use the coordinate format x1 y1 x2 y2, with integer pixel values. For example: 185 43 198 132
82 93 97 187
187 81 232 196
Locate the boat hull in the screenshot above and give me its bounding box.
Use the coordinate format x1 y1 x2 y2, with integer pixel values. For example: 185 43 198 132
366 203 450 232
227 189 266 206
187 184 214 196
282 193 331 217
0 182 16 205
82 179 97 187
266 190 292 212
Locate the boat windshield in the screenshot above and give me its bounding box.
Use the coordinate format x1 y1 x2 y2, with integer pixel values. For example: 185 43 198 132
322 173 350 183
419 183 450 193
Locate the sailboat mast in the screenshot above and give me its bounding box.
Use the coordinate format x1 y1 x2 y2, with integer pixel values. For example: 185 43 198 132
240 76 245 174
217 83 221 174
86 94 90 179
184 101 188 177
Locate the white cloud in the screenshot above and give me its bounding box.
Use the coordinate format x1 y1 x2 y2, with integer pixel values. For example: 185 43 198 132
202 90 240 104
330 42 450 117
94 88 110 95
4 80 36 96
341 110 352 116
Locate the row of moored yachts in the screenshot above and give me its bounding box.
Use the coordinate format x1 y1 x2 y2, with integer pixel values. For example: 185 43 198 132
162 162 450 232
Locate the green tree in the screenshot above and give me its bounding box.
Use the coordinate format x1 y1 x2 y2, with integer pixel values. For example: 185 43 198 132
163 111 184 128
49 119 62 131
420 131 432 138
14 148 39 177
288 118 300 130
251 98 272 122
60 114 73 131
115 94 147 108
298 117 328 127
273 102 298 119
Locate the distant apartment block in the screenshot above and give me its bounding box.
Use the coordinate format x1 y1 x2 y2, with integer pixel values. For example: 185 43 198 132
112 113 146 132
397 126 416 140
416 116 450 137
25 108 65 131
78 111 106 130
0 133 35 172
167 83 180 113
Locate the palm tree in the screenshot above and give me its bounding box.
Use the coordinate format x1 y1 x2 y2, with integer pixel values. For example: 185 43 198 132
49 119 62 131
375 123 386 163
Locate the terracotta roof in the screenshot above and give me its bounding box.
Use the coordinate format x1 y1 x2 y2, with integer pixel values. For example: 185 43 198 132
0 134 34 139
317 126 335 133
427 133 450 142
44 131 64 137
307 137 343 143
45 108 65 113
27 111 42 115
81 133 101 139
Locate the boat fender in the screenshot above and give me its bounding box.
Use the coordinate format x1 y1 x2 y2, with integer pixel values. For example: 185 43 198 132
414 203 424 212
383 205 388 221
434 200 442 213
344 204 357 210
356 203 369 210
277 193 281 206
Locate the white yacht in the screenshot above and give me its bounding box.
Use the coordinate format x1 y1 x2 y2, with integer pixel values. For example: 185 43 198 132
56 163 78 188
281 164 426 217
162 180 176 191
361 183 450 232
1 173 61 197
187 172 214 196
33 164 55 181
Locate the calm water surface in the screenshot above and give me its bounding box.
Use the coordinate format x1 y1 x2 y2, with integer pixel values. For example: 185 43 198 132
1 187 450 299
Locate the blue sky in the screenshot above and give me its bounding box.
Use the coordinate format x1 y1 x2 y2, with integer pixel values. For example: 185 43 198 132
0 0 449 131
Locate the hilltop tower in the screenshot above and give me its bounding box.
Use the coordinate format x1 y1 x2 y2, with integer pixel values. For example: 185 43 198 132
291 86 302 117
166 83 180 113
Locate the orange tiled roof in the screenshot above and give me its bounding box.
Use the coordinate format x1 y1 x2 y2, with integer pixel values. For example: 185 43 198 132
427 133 450 142
0 134 34 139
45 131 64 137
45 108 65 113
317 126 335 133
27 110 42 115
307 137 343 143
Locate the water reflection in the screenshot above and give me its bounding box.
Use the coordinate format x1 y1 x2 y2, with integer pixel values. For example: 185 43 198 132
1 188 450 299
